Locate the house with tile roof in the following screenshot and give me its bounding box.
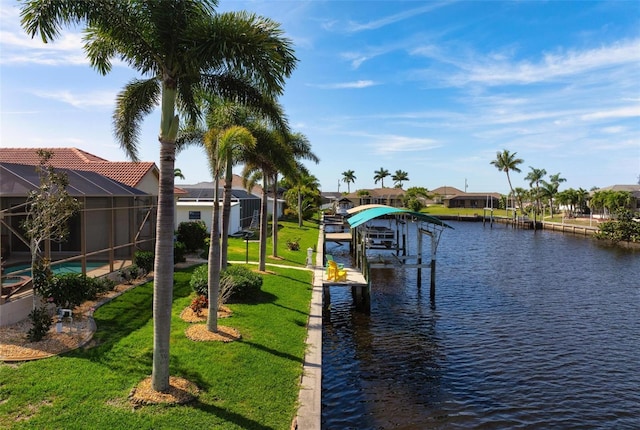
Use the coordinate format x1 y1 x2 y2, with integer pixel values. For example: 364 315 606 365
0 147 159 195
1 160 157 326
342 187 407 208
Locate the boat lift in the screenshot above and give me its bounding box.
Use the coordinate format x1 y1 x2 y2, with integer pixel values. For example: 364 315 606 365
347 206 452 299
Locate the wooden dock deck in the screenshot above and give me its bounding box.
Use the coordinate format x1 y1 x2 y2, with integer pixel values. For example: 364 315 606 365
324 231 352 243
321 265 367 287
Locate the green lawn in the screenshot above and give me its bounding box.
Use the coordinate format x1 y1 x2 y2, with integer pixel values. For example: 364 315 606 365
0 219 318 430
226 218 321 267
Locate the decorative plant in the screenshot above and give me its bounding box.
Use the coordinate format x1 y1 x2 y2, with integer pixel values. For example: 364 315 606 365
189 295 208 316
27 306 52 342
286 238 301 251
133 251 154 275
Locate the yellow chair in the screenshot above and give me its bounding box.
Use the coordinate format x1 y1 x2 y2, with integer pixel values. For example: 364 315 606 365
327 260 347 281
325 254 344 276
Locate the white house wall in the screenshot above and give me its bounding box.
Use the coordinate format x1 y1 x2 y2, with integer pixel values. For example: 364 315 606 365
175 201 240 234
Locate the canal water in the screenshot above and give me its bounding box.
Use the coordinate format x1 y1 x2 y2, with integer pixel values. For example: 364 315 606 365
322 221 639 429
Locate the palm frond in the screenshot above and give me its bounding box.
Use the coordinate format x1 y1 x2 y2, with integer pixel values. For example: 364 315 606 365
112 78 160 161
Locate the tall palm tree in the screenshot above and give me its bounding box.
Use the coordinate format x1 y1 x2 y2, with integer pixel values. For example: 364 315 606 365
242 125 295 270
525 166 546 227
203 126 255 333
392 170 409 188
490 149 523 213
280 132 319 231
21 0 297 392
374 167 390 188
342 170 356 193
540 172 566 218
283 167 321 227
178 96 284 269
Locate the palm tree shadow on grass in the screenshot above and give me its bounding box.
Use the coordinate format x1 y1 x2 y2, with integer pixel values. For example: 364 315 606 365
191 401 275 430
228 289 277 306
68 269 196 360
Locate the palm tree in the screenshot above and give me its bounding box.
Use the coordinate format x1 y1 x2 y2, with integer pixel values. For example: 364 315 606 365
174 168 185 180
283 168 321 227
178 96 285 269
540 172 566 218
203 126 255 333
243 128 317 265
242 125 295 270
525 166 546 227
342 170 356 193
392 170 409 188
21 0 297 392
490 149 523 213
374 167 390 188
283 132 319 228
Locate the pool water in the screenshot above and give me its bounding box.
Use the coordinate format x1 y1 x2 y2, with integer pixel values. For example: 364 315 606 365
3 261 107 277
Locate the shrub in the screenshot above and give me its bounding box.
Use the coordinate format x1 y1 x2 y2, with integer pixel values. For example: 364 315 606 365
39 273 91 310
286 238 300 251
594 209 640 243
27 306 52 342
174 241 187 263
218 276 235 308
222 265 263 301
190 265 208 297
190 265 259 303
94 276 116 293
119 265 140 285
177 221 208 252
190 295 208 316
133 251 154 274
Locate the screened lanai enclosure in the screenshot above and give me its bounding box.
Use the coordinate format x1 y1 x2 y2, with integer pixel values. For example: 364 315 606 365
0 162 156 325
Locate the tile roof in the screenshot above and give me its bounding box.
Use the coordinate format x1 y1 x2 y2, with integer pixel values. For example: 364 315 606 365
0 147 157 189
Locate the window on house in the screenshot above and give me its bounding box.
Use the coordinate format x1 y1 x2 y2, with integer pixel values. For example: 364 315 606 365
189 211 201 220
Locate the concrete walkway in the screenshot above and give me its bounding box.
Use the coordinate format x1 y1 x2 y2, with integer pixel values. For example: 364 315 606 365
292 228 326 430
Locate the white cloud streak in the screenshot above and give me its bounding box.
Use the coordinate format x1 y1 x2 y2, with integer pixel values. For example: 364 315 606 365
31 90 117 109
346 2 453 32
311 80 378 89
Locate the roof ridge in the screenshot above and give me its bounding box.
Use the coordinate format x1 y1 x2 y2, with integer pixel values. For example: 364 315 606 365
71 147 110 162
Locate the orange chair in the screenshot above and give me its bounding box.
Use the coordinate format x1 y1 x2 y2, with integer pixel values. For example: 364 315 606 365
327 260 347 281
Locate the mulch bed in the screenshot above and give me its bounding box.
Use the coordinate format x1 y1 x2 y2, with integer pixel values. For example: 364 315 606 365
129 376 199 406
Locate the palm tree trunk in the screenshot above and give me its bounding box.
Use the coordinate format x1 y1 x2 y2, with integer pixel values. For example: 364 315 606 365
297 191 303 227
259 174 268 271
151 139 176 392
207 174 221 333
271 173 278 258
220 161 233 270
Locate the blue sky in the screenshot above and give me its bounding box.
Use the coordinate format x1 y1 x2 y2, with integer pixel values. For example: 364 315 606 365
1 1 639 194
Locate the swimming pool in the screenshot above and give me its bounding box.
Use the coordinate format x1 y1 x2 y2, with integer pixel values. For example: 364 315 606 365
2 261 108 277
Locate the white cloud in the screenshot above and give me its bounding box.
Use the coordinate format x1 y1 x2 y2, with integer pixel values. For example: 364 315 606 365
581 106 640 121
346 2 453 32
368 134 440 154
311 80 378 89
31 90 117 109
450 39 640 87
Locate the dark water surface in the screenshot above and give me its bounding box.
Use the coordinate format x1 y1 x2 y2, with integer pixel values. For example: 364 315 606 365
322 221 639 429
